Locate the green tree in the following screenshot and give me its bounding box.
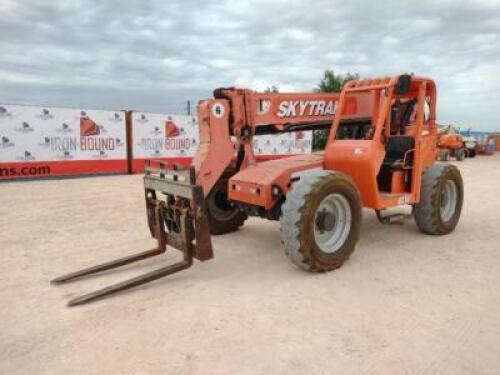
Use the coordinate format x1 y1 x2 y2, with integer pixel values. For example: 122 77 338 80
264 85 279 93
313 70 359 150
315 70 360 93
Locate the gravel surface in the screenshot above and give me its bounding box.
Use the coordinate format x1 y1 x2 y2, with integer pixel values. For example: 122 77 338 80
1 155 499 375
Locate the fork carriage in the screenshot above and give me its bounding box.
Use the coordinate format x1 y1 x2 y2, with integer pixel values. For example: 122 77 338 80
52 160 213 306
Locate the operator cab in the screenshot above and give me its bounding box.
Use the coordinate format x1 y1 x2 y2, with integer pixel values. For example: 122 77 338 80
377 95 418 193
377 77 434 195
335 119 374 140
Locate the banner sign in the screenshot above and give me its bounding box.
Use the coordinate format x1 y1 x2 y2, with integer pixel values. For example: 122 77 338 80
0 104 127 179
130 112 199 172
130 111 313 172
131 112 198 159
0 105 314 179
253 131 312 157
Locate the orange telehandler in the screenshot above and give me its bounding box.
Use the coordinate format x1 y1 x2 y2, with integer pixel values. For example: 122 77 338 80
437 124 469 161
53 75 464 306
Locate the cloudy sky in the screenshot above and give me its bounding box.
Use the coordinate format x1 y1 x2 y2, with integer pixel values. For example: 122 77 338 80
1 0 499 131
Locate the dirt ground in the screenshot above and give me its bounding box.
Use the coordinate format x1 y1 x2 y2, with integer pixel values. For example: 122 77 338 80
1 155 499 375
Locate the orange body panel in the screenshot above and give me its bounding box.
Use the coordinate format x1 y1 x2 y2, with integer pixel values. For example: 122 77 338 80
438 133 464 150
247 91 372 127
192 100 235 195
228 153 324 209
325 139 385 207
391 171 406 194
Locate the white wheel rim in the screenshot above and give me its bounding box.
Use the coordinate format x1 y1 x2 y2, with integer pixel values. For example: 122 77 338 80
440 180 457 222
313 193 352 254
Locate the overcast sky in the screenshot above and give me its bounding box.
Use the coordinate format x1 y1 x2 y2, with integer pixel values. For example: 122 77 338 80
1 0 499 131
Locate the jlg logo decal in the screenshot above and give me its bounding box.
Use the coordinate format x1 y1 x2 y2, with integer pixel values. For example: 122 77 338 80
277 100 336 118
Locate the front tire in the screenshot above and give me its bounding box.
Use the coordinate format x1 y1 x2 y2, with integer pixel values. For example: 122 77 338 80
414 164 463 235
280 170 362 272
206 168 247 235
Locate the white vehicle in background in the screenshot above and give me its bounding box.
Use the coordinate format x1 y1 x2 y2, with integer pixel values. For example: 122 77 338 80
461 127 481 158
462 133 478 158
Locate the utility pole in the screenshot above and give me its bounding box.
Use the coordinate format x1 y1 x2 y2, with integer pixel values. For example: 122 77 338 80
187 100 191 116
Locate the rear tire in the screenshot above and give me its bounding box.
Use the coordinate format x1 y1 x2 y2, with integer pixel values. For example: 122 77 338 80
280 170 362 272
414 164 463 235
438 149 450 161
455 148 466 161
206 167 247 235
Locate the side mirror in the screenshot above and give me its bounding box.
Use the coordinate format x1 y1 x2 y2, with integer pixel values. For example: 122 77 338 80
395 74 412 95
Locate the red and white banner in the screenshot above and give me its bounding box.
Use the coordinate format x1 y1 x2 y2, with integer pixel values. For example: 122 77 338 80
0 105 314 179
0 104 127 179
130 112 199 172
130 111 313 172
253 131 312 158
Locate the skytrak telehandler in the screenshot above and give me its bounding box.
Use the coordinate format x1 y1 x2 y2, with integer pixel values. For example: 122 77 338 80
53 74 464 306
